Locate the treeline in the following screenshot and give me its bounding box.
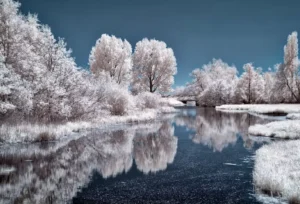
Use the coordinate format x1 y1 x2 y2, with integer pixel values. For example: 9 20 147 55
0 0 177 121
176 32 300 106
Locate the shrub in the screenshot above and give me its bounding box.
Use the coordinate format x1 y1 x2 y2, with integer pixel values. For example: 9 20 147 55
136 92 161 110
106 83 133 116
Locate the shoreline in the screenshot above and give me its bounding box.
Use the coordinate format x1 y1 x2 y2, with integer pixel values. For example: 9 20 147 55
0 107 181 144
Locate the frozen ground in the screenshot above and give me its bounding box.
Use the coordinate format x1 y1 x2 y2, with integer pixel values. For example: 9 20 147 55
249 120 300 139
253 140 300 203
216 104 300 115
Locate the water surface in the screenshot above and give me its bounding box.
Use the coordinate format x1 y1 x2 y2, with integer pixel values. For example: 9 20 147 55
0 107 273 203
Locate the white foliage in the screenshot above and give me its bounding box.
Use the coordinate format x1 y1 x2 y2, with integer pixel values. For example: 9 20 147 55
89 34 132 85
0 55 32 115
132 38 177 94
237 63 265 104
190 59 238 106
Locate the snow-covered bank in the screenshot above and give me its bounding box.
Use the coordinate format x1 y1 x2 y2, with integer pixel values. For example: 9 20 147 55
216 104 300 115
249 120 300 139
286 113 300 120
253 140 300 202
0 108 175 143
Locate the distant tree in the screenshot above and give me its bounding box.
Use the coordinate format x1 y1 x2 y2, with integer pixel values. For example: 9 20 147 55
190 59 238 106
237 63 265 104
89 34 132 85
263 68 276 103
132 39 177 94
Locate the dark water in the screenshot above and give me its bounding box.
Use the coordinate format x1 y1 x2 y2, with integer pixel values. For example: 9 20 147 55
0 108 272 204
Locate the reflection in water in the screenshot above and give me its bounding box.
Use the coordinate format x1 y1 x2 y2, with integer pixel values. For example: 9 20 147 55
134 122 177 174
0 108 274 203
174 108 267 152
0 122 176 204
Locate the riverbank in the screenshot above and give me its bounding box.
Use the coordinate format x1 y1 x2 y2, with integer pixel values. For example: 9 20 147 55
216 104 300 115
216 104 300 139
253 140 300 203
0 99 184 144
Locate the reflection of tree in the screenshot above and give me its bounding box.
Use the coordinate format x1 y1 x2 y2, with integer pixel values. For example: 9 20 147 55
0 128 135 204
175 108 267 151
133 122 178 174
0 121 178 203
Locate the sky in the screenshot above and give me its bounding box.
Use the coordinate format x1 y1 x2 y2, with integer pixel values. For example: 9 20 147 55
19 0 300 87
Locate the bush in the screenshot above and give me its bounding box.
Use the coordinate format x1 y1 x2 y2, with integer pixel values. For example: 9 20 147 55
106 84 133 116
136 92 161 110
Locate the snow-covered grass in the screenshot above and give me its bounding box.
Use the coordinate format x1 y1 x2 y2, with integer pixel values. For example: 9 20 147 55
253 140 300 203
216 104 300 115
249 120 300 139
286 113 300 120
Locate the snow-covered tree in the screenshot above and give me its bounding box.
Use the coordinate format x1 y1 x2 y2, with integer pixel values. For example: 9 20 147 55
89 34 132 85
190 59 238 106
132 39 177 94
237 63 265 104
263 68 276 103
274 32 300 102
0 55 32 116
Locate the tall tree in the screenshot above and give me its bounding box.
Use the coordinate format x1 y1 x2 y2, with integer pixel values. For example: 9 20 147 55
89 34 132 85
132 39 177 94
275 32 300 102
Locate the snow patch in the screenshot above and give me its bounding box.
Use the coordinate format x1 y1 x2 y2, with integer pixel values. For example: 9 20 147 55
286 113 300 120
249 120 300 139
253 140 300 203
216 104 300 115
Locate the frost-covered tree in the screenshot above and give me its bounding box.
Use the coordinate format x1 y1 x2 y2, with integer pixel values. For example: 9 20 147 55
89 34 132 85
237 63 265 104
0 0 111 121
263 68 276 103
274 32 300 102
190 59 238 106
0 55 32 115
132 39 177 94
0 0 41 80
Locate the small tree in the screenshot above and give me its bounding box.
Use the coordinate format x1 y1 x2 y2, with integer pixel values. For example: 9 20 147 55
237 63 265 104
132 39 177 94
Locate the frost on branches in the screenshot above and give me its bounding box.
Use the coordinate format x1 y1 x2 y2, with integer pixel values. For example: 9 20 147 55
0 0 181 124
89 34 132 86
0 56 32 115
131 39 177 94
188 59 238 106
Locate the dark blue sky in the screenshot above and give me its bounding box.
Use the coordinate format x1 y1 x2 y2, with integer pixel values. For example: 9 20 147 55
19 0 300 87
